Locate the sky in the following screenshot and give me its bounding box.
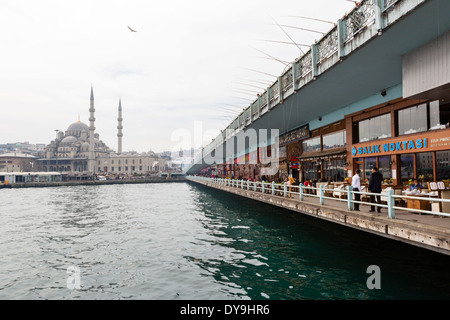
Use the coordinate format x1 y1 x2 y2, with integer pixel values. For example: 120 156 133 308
0 0 357 153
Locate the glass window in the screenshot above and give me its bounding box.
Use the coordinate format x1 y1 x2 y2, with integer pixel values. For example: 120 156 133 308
430 100 450 130
358 113 391 143
322 130 346 150
302 162 317 182
378 156 392 180
429 100 441 129
400 154 414 184
436 151 450 181
439 102 450 127
364 157 377 182
323 159 346 182
416 152 433 183
398 104 427 135
302 137 321 153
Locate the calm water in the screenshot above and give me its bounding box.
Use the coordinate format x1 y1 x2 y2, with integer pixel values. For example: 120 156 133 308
0 182 449 300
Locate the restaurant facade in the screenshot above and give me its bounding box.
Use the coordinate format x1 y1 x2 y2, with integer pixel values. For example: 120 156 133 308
346 97 450 188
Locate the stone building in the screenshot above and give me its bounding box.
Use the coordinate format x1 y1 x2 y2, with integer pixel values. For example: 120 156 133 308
0 152 37 172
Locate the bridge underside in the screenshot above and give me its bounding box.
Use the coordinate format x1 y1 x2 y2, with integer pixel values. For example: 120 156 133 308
188 0 450 175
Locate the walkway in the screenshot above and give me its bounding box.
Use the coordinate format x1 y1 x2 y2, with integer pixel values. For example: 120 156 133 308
188 177 450 256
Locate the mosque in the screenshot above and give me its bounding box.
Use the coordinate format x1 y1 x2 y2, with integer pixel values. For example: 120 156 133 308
37 87 166 175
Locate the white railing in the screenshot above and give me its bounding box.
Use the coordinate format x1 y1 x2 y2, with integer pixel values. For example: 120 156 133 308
189 176 450 220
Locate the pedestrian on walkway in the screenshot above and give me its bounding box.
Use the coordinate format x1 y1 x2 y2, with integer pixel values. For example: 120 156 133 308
352 169 361 211
368 167 383 213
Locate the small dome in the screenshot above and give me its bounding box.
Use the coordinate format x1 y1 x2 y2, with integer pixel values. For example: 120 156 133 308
60 136 78 145
81 142 90 150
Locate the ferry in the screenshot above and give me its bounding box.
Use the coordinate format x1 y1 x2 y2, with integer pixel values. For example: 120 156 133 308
0 181 12 189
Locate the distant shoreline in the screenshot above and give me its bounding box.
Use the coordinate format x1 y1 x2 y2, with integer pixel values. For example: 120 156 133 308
7 177 187 188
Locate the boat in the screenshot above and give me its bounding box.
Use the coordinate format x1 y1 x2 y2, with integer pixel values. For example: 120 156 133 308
0 181 12 189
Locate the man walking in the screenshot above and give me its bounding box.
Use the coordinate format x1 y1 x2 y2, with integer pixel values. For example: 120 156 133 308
352 169 361 211
368 167 383 213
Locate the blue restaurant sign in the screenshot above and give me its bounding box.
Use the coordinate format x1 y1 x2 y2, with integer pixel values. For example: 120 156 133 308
352 138 428 157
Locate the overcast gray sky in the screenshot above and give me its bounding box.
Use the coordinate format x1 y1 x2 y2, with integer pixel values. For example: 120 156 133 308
0 0 356 153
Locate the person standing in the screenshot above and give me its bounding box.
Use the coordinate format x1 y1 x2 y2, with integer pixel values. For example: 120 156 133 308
368 167 383 213
352 169 361 211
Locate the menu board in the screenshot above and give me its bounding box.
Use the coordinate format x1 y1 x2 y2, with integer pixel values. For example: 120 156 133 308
428 181 450 191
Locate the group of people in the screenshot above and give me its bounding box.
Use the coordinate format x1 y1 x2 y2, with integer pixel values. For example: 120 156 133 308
351 167 383 212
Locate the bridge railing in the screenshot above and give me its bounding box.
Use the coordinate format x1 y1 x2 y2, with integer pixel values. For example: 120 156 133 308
189 176 450 220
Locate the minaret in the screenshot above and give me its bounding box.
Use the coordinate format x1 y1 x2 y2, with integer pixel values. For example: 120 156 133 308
88 86 96 174
117 99 123 154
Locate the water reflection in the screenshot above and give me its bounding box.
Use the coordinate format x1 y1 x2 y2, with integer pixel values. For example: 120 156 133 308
1 183 450 300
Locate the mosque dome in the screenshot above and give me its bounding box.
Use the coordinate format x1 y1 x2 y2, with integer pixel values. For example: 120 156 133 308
67 121 89 134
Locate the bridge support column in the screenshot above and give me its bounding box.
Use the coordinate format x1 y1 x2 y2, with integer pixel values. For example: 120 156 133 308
312 43 319 78
292 62 299 91
278 77 283 104
338 19 346 59
375 0 385 32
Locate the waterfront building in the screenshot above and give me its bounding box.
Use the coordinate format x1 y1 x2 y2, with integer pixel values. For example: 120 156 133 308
0 152 37 172
37 87 166 177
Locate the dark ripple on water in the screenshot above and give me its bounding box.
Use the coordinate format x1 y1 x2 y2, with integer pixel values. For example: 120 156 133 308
1 183 450 300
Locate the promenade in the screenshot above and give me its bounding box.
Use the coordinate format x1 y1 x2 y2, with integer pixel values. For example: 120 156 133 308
188 177 450 256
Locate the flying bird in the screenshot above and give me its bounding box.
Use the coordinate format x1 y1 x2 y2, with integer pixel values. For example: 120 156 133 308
127 26 137 32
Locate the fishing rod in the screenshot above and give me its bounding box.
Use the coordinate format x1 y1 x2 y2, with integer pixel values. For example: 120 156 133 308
240 67 278 78
274 24 325 36
230 88 261 96
238 78 273 86
257 39 311 47
252 47 291 67
283 15 336 25
270 15 305 55
231 81 267 91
